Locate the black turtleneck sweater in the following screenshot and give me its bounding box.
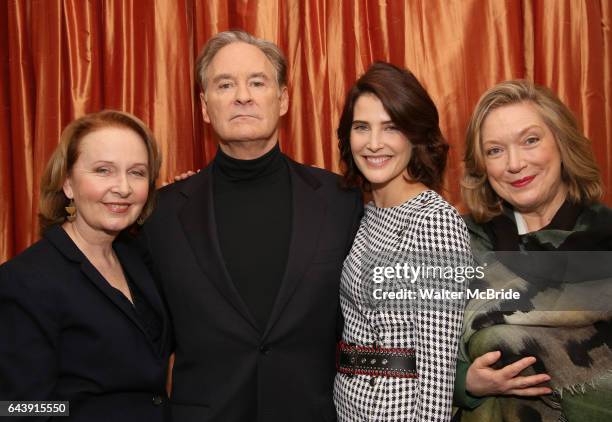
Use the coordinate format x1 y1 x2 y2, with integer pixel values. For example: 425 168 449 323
213 144 292 330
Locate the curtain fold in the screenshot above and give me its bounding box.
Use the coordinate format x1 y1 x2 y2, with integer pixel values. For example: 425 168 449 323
2 0 611 263
0 0 13 260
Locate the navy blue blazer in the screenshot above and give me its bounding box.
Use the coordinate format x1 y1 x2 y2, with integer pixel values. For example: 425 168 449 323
0 225 172 421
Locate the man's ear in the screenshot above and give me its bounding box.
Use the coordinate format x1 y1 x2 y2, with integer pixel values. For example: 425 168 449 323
62 177 74 200
200 92 211 124
279 86 289 117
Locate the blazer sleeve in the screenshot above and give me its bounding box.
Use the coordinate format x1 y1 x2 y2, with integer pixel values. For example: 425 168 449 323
0 266 59 402
134 228 176 353
337 191 364 341
345 190 364 256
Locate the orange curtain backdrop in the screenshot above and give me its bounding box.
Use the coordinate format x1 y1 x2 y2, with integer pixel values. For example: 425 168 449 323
1 0 611 263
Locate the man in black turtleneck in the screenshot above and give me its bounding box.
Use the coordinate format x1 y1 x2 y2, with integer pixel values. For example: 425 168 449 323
213 144 291 329
142 30 362 422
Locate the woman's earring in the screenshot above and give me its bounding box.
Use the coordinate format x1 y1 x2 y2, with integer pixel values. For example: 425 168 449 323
65 199 77 222
137 216 145 225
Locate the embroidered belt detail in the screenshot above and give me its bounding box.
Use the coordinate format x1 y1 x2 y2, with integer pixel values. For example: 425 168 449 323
337 341 417 379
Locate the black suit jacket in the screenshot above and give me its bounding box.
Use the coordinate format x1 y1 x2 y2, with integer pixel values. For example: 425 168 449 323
0 225 172 422
141 156 362 422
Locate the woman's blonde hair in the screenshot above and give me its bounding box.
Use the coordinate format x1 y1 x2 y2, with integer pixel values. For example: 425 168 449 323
39 110 161 233
462 80 603 223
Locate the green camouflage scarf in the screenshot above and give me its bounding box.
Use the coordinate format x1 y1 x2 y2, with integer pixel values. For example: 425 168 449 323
458 203 612 422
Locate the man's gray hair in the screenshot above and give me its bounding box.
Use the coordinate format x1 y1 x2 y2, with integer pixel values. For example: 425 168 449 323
195 30 288 94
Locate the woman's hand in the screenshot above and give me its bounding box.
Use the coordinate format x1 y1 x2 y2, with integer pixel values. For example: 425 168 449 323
163 169 199 186
174 170 198 181
466 351 553 397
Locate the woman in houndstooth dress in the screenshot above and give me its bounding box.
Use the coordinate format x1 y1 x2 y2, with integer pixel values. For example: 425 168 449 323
333 62 471 421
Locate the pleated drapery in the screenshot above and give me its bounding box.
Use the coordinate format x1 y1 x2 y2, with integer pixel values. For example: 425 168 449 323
2 0 611 263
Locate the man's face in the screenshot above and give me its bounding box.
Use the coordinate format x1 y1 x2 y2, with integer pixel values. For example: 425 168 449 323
201 42 288 146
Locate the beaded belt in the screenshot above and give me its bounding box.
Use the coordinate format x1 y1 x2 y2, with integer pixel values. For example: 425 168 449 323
337 341 417 378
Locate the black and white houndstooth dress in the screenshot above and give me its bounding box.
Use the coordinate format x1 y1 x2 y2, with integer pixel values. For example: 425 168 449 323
334 190 471 421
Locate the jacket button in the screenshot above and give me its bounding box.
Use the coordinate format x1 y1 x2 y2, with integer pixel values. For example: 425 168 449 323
152 394 164 405
259 345 270 355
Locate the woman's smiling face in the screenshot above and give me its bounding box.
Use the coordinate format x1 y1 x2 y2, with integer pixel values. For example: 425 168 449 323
350 93 413 190
481 102 566 214
63 127 150 236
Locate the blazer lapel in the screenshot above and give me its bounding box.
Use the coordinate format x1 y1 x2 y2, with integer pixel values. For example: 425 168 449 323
114 237 170 354
262 159 326 339
44 226 151 341
178 167 259 331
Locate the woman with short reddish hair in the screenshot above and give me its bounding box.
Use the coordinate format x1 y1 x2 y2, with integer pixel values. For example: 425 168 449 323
0 110 171 422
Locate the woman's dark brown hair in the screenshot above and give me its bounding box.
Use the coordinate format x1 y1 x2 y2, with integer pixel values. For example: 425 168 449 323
338 62 449 191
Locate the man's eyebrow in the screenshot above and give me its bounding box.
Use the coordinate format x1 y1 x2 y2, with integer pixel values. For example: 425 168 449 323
211 74 234 84
249 72 269 80
210 72 270 84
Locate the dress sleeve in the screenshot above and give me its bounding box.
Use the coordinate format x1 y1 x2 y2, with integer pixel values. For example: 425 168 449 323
0 265 59 405
409 209 471 421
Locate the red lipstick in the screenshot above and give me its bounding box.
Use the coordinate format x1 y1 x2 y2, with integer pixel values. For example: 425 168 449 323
510 175 535 188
